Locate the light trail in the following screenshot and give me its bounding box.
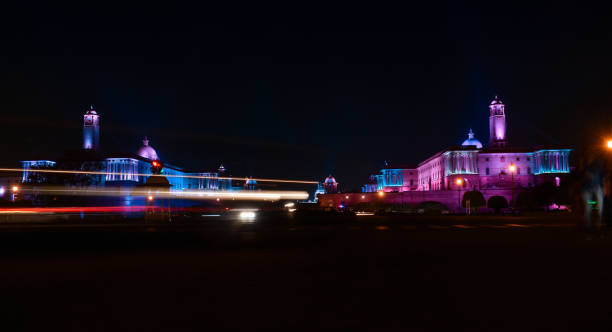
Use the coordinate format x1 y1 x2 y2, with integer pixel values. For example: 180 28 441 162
14 186 309 201
0 168 318 184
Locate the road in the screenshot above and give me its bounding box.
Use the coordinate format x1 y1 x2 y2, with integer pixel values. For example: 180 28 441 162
0 213 609 331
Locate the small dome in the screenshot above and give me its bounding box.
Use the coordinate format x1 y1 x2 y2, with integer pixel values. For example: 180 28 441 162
85 105 97 115
137 137 159 160
461 129 483 149
324 175 337 184
490 96 503 105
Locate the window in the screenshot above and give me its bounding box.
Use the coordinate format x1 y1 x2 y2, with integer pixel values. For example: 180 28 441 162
517 168 520 175
486 168 490 175
527 157 531 161
410 180 414 186
516 157 520 161
527 167 531 174
501 156 505 162
485 157 489 161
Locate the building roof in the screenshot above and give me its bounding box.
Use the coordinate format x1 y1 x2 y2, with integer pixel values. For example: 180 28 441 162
418 146 480 167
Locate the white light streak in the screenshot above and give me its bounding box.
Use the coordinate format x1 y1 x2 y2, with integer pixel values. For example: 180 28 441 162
0 168 318 184
12 186 309 201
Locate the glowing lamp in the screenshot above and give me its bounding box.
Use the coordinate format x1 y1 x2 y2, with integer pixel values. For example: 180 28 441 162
378 191 384 197
455 178 462 185
607 140 612 150
508 163 516 173
345 195 349 199
11 186 19 192
147 195 154 201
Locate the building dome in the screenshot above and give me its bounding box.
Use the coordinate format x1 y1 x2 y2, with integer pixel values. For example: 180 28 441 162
85 105 97 115
137 137 159 160
324 175 337 184
461 129 483 149
490 96 503 105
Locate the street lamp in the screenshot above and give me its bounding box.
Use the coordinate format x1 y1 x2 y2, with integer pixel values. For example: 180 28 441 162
456 178 463 211
11 185 19 202
607 139 612 150
508 163 516 207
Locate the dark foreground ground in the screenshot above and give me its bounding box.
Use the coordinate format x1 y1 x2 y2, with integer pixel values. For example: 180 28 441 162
0 213 610 331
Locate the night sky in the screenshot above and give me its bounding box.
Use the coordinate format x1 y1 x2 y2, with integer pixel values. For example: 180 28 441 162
2 3 612 190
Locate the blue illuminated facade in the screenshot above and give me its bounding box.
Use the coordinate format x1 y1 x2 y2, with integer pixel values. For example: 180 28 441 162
532 149 571 175
83 106 100 150
21 106 234 193
21 160 56 183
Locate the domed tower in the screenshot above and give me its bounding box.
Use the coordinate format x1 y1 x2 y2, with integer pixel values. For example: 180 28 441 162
323 175 338 194
462 129 483 149
83 105 100 150
489 96 507 148
137 137 159 160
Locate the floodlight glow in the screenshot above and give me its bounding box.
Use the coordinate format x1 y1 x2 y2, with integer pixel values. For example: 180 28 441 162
607 140 612 149
508 163 516 173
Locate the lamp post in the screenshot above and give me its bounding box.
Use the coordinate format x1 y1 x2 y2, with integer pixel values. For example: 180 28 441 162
456 178 463 212
11 185 18 202
508 163 516 208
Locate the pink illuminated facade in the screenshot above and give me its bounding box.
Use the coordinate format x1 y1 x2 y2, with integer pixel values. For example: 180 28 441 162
348 97 572 210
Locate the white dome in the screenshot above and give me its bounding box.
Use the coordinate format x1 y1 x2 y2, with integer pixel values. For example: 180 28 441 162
461 129 483 149
137 137 159 160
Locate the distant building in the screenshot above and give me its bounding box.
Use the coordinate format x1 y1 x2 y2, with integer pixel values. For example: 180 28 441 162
323 97 572 210
363 97 570 193
21 106 231 191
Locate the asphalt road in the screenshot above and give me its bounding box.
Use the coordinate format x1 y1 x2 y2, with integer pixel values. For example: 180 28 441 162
0 213 609 331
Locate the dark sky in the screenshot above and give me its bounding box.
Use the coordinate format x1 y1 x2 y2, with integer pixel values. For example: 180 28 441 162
2 2 612 190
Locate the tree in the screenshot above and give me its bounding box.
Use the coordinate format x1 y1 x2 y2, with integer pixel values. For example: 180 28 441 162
488 196 508 214
516 191 537 210
461 190 486 213
533 182 556 207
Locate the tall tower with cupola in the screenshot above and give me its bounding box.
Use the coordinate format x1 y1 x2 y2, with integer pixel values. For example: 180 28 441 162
83 105 100 150
488 96 507 148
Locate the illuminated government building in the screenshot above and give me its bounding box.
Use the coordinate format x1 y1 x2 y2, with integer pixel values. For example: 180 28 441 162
21 106 234 191
321 97 571 209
